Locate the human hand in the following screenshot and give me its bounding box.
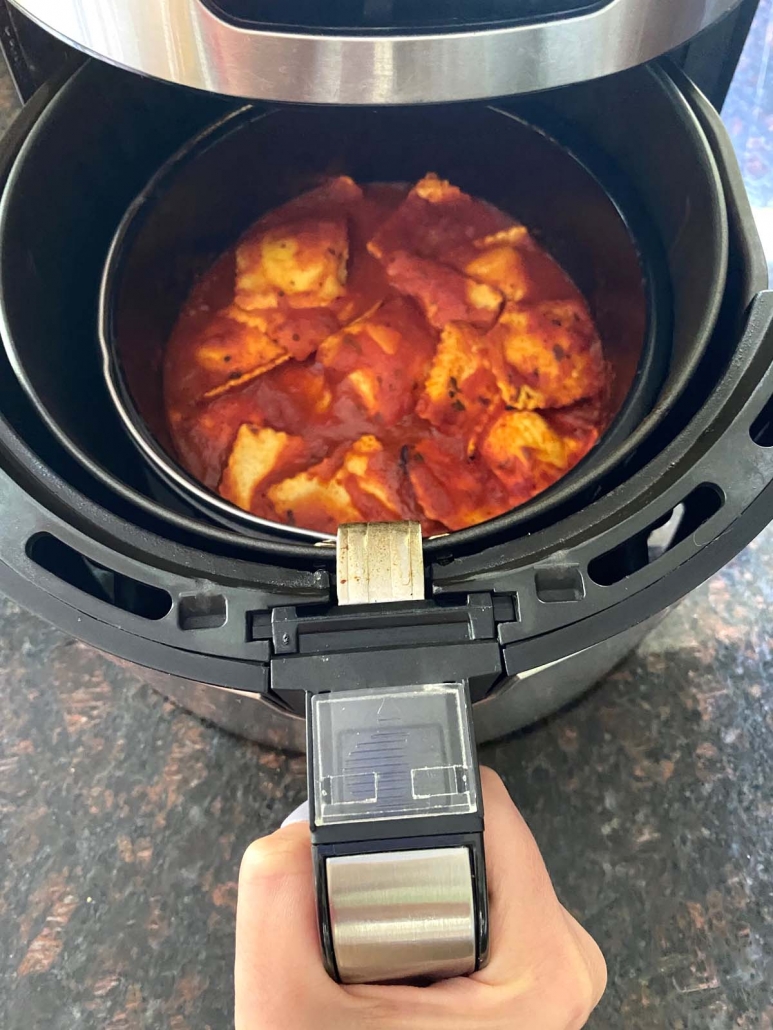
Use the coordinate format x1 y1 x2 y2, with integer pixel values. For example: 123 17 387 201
235 767 606 1029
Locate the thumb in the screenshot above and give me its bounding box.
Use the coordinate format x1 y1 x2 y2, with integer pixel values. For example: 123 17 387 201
235 822 338 1029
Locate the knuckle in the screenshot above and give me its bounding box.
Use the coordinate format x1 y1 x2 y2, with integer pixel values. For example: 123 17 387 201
556 988 594 1030
587 937 608 1005
489 970 595 1030
479 766 508 797
479 765 504 788
241 836 272 871
239 839 276 887
551 959 598 1029
239 831 299 883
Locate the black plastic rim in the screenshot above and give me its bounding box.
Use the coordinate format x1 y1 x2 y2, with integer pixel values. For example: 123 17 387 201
0 60 768 702
0 59 727 568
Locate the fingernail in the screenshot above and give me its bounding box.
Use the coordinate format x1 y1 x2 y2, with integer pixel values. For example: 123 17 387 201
281 799 309 827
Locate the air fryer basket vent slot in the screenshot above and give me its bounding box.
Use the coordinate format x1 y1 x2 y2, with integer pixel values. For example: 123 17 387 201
535 566 585 603
26 533 173 621
178 593 227 630
749 392 773 447
588 484 725 587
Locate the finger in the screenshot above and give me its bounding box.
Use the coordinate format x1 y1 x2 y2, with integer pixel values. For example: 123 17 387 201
347 770 565 1003
474 766 570 987
235 822 340 1029
282 799 310 826
561 908 608 1010
346 769 606 1028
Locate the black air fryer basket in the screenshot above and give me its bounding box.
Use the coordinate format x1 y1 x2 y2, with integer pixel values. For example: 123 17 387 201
0 1 767 750
0 50 768 743
0 62 731 559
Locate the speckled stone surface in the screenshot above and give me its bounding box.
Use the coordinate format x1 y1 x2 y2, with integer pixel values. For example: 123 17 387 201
3 10 773 1030
4 537 773 1030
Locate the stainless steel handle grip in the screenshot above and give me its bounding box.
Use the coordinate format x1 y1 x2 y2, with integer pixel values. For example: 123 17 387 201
326 847 477 984
308 522 487 984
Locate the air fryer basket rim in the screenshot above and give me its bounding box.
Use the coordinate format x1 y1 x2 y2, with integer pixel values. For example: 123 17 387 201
0 58 728 569
0 62 769 684
100 98 667 547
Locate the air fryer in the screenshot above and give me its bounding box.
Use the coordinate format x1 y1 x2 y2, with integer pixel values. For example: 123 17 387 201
0 0 766 758
0 0 765 740
0 0 771 985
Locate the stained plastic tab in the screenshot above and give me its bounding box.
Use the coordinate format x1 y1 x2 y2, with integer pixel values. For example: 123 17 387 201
311 683 478 826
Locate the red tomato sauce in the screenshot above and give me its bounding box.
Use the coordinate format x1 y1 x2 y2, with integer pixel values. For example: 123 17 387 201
163 174 611 536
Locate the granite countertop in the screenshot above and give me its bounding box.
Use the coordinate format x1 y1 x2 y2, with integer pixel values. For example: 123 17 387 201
4 535 773 1030
3 8 773 1028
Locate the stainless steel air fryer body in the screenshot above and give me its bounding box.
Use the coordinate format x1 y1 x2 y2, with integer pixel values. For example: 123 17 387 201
8 0 745 104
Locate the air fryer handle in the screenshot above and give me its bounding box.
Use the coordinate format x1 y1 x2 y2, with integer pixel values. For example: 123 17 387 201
306 522 489 984
307 680 489 985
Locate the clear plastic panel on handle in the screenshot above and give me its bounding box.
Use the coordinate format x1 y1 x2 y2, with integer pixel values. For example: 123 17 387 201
311 683 478 827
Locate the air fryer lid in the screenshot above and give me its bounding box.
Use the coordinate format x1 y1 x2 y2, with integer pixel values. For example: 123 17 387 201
8 0 744 104
101 99 663 544
0 60 726 565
